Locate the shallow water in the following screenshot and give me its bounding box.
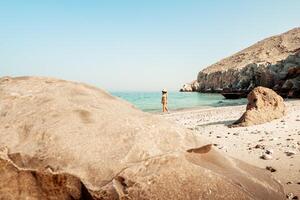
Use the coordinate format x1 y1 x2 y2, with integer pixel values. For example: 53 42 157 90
111 91 247 112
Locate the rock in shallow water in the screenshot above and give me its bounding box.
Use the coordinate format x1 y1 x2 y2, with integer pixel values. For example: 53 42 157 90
0 76 285 200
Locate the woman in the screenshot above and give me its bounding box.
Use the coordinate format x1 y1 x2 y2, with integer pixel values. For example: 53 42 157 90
161 89 169 113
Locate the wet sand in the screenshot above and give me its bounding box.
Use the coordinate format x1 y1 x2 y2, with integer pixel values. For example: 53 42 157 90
162 100 300 198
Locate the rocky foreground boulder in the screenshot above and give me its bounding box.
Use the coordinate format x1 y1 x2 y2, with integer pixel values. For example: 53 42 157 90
231 87 286 127
0 77 285 199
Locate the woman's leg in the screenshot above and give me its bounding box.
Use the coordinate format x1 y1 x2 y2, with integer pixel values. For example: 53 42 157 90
163 103 167 112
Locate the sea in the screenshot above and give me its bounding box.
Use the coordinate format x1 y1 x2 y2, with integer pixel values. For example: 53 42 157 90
111 91 247 112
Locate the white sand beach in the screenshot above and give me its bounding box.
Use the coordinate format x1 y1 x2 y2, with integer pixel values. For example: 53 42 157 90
163 100 300 197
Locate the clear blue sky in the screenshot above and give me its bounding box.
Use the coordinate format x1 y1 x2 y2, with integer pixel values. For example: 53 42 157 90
0 1 299 91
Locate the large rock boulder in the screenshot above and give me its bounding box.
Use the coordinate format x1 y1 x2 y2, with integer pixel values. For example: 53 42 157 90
0 77 285 199
232 87 286 127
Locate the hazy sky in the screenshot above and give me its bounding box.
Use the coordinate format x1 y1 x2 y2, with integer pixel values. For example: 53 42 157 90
1 1 300 91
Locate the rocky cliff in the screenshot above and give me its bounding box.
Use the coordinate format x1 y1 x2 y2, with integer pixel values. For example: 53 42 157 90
181 28 300 97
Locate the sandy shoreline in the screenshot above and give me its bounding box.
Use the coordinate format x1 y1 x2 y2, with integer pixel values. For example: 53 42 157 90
162 100 300 197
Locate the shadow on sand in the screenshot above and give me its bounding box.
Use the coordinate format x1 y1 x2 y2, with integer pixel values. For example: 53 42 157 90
198 120 236 127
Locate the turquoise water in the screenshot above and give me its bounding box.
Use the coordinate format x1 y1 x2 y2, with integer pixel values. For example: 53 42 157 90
111 92 247 112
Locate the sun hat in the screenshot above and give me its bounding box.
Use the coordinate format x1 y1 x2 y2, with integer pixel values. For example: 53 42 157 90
162 89 167 93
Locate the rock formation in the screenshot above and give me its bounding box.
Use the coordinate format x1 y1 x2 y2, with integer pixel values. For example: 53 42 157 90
231 87 286 127
180 80 199 92
182 28 300 98
0 76 285 199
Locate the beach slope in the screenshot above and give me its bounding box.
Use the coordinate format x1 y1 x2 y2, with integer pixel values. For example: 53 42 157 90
164 100 300 197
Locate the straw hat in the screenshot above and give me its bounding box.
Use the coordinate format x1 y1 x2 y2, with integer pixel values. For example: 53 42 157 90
162 89 167 93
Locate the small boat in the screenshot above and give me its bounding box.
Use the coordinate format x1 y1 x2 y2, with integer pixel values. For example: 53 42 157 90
221 92 245 99
221 88 249 99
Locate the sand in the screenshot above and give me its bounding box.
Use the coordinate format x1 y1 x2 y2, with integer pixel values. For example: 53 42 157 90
163 100 300 198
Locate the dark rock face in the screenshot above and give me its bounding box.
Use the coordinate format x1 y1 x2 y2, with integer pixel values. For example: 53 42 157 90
196 51 300 97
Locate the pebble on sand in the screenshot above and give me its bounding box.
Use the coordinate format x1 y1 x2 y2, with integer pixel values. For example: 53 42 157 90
261 154 272 160
285 151 296 156
266 166 276 172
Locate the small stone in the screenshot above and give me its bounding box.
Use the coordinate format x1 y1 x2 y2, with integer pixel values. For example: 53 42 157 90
265 166 276 172
233 133 239 136
216 136 221 138
265 149 273 155
285 151 296 156
254 144 265 149
258 139 264 142
286 193 299 200
286 193 292 199
260 154 272 160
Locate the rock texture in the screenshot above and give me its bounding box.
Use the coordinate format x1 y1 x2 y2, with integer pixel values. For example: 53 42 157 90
183 28 300 97
0 76 285 199
0 147 93 200
180 80 199 92
231 87 286 127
